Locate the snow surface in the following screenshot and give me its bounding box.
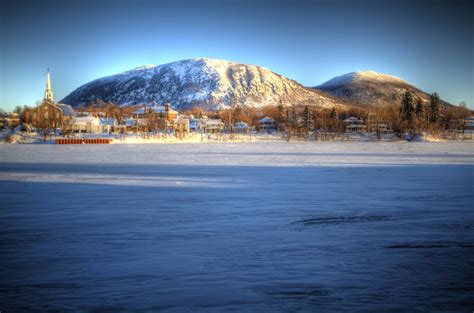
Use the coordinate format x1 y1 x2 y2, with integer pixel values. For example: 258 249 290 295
0 142 473 312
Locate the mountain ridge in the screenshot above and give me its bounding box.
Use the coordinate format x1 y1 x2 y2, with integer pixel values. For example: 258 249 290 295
61 58 344 110
61 59 451 110
314 70 450 107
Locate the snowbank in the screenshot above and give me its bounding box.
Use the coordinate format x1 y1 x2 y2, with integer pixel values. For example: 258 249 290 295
0 130 471 144
1 141 473 167
0 131 40 144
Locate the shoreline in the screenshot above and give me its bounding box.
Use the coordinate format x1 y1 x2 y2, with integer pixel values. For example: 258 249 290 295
2 131 473 145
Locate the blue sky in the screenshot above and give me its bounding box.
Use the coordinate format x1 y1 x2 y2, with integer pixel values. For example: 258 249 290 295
1 0 473 111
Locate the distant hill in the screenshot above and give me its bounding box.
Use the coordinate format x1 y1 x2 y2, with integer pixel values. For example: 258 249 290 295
61 58 345 111
314 71 451 107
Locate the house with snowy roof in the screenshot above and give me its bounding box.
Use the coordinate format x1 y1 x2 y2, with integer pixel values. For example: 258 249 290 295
189 118 204 132
69 115 117 134
203 119 224 133
343 116 366 133
257 116 277 132
99 117 117 133
234 121 250 133
71 116 101 133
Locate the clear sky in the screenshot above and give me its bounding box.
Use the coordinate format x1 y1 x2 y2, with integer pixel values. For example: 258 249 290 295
1 0 473 111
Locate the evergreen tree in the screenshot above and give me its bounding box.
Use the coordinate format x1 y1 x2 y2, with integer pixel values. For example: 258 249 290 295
329 107 337 119
429 92 440 123
415 98 424 117
302 106 314 131
400 90 415 123
290 107 299 128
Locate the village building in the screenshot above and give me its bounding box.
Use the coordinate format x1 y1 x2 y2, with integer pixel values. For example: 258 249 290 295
116 118 137 133
370 123 390 133
257 116 277 132
175 118 190 138
71 116 102 133
203 119 224 133
234 121 250 133
189 118 203 132
59 107 118 134
465 116 474 130
343 116 367 133
132 102 179 122
1 112 21 130
100 117 117 133
131 102 181 132
32 70 75 131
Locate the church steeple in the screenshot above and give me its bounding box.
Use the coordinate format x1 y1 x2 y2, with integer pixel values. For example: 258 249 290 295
44 68 54 101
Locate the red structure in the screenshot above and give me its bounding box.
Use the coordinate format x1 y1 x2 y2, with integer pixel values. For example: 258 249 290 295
56 138 113 144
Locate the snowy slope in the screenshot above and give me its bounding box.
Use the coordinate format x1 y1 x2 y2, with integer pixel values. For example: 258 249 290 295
61 58 343 110
315 70 443 106
318 71 409 89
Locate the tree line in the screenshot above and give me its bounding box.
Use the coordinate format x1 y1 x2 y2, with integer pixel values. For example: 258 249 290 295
6 92 472 138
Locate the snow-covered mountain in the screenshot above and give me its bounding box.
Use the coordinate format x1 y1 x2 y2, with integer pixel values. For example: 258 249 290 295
62 58 343 110
314 71 440 106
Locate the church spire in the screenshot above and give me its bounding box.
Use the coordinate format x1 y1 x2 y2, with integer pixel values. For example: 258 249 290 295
44 68 54 101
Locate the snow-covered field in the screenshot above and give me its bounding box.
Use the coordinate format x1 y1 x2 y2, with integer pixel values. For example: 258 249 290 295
0 142 473 312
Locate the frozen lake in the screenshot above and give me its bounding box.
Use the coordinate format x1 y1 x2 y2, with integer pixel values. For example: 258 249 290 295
1 142 473 312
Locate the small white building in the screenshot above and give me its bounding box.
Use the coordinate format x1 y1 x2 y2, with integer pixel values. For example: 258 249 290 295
99 117 117 133
203 119 224 133
234 121 250 133
343 117 366 133
71 116 117 133
190 118 204 132
71 116 102 133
